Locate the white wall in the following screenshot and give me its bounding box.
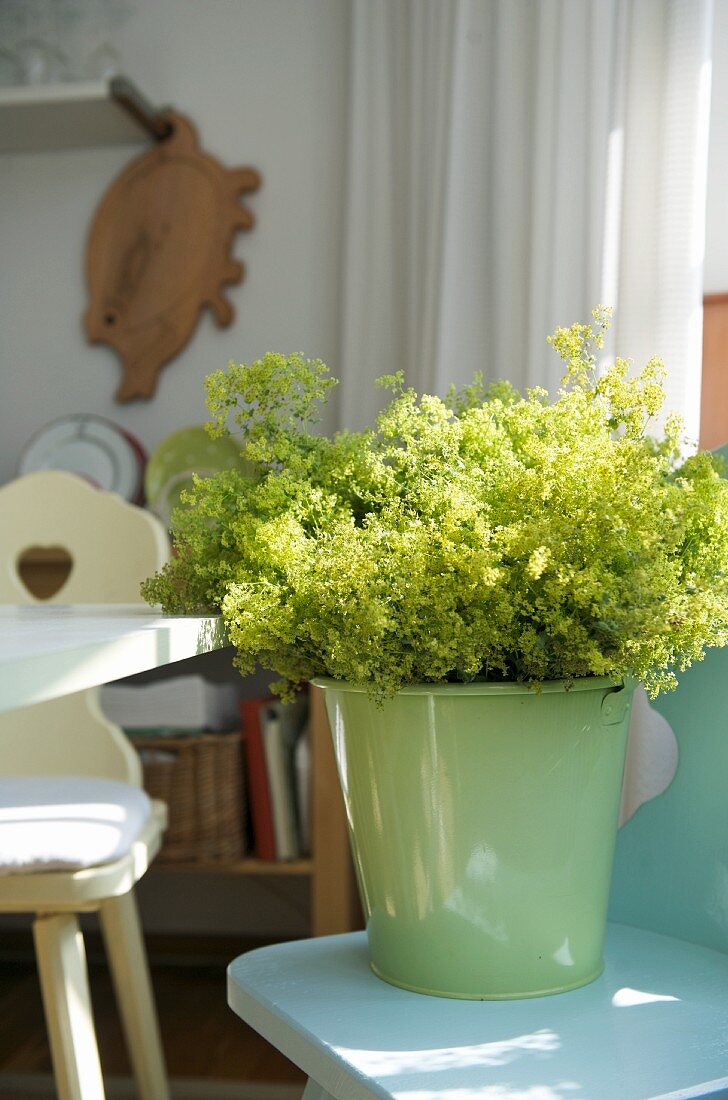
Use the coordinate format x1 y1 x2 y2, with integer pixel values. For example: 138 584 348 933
705 0 728 291
0 0 349 485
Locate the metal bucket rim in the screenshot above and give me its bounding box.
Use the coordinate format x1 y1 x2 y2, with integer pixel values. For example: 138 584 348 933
312 675 627 697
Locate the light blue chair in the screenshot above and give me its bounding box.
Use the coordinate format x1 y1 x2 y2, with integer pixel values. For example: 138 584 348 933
610 645 728 956
609 442 728 960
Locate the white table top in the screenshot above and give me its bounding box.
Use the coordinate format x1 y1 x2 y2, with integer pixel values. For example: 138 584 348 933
228 926 728 1100
0 604 228 713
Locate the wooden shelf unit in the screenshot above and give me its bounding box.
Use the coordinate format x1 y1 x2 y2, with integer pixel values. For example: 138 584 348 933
154 859 313 876
308 684 361 936
141 685 360 938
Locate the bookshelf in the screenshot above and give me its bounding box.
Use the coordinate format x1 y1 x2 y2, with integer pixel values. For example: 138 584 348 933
152 686 360 936
156 859 312 875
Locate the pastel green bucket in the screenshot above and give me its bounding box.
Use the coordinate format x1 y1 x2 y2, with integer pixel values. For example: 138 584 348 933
314 676 634 1000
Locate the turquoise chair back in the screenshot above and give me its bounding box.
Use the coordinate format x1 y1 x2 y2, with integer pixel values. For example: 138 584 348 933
609 444 728 954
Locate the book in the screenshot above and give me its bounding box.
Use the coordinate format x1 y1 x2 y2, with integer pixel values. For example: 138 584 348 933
295 722 311 855
241 696 276 860
261 696 308 861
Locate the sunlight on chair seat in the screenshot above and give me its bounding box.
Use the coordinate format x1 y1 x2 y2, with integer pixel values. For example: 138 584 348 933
611 986 680 1007
0 801 128 822
0 821 124 872
400 1086 580 1099
335 1029 561 1076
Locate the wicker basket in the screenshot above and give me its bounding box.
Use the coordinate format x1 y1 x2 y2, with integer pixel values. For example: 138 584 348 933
133 731 245 863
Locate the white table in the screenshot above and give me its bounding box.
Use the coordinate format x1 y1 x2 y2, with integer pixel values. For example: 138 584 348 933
0 604 227 713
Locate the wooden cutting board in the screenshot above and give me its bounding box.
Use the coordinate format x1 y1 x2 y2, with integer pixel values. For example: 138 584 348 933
84 111 260 401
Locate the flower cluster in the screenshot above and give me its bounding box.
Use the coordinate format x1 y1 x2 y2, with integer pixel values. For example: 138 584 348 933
142 310 728 699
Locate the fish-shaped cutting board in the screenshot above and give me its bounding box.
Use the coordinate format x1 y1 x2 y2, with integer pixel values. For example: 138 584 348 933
84 111 260 401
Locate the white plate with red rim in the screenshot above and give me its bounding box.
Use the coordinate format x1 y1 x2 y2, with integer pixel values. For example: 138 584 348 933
18 415 146 504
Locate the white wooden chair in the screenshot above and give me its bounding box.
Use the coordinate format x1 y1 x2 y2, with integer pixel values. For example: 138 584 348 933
0 470 171 1100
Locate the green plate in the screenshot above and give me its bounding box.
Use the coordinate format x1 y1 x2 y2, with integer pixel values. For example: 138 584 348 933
144 426 249 524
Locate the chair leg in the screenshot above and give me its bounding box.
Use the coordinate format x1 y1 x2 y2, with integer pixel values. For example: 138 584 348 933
33 912 106 1100
99 889 170 1100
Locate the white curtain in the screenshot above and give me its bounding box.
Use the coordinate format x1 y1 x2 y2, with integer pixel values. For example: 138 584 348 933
337 0 713 441
605 0 713 443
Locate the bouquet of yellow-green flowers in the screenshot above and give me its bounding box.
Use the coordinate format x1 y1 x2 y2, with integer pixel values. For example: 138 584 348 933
143 308 728 699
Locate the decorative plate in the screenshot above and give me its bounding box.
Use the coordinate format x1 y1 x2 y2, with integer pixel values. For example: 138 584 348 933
18 414 146 503
144 425 246 525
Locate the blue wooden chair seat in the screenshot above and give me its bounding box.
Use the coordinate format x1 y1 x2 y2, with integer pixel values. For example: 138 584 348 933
228 925 728 1099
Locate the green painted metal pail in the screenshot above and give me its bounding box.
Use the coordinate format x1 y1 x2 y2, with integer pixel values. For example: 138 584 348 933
314 677 634 999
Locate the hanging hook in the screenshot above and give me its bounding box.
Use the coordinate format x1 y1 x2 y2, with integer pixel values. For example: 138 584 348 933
110 76 174 142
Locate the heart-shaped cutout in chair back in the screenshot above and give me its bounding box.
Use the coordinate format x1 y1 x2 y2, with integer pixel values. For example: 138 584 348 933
16 546 74 600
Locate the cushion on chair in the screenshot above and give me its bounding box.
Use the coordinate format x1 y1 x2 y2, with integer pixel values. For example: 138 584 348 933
0 777 152 874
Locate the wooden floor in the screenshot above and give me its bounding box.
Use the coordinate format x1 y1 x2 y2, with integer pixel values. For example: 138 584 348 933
0 932 306 1097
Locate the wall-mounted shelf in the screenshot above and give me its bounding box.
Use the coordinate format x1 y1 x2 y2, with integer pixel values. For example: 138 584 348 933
0 75 170 154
